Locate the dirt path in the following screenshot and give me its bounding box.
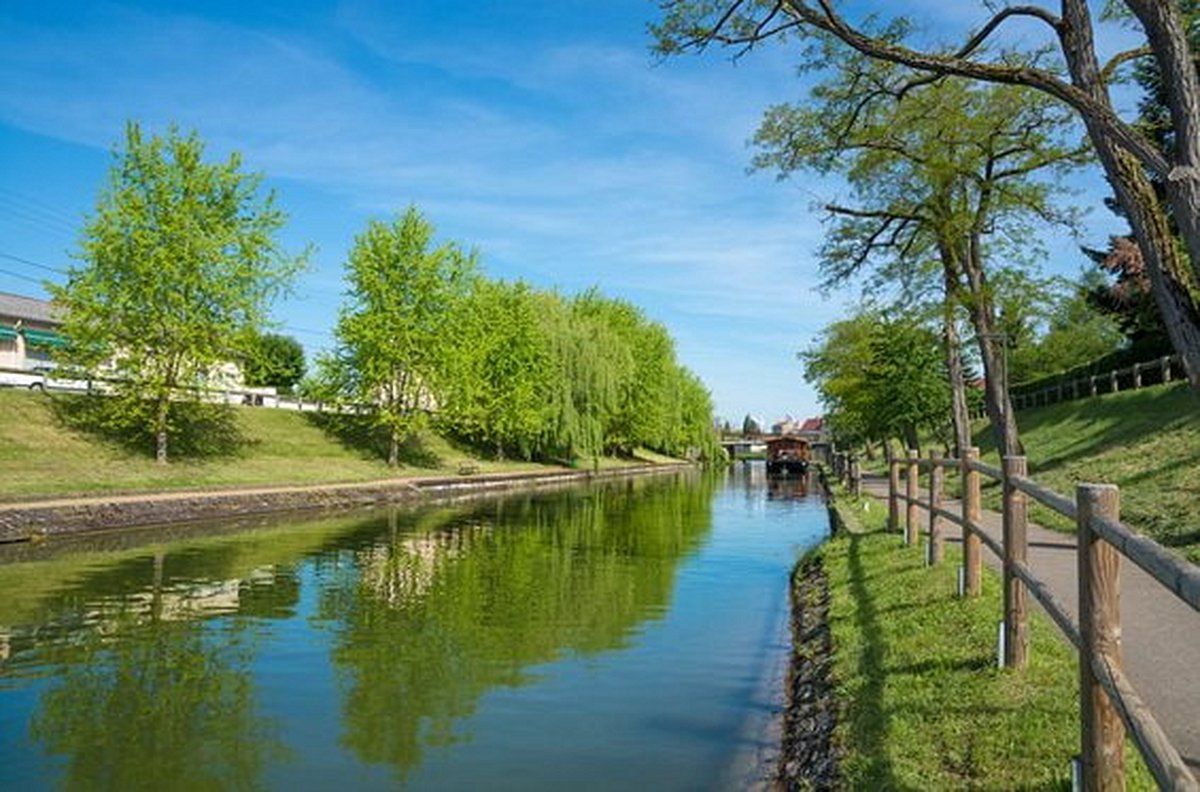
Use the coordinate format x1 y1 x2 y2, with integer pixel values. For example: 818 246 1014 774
860 476 1200 775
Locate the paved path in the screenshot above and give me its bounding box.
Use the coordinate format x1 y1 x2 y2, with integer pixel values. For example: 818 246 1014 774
859 475 1200 775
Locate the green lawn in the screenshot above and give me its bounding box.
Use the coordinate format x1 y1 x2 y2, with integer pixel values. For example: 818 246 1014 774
859 381 1200 561
977 382 1200 562
0 389 663 501
822 493 1154 789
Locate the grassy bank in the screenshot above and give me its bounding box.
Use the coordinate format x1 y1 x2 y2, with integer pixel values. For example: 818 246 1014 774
820 492 1153 789
861 381 1200 561
977 381 1200 561
0 390 673 501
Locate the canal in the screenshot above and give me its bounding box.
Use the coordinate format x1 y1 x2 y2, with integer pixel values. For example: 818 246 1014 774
0 465 829 790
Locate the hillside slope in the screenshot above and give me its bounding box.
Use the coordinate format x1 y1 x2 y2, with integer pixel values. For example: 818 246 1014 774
0 390 561 501
975 381 1200 561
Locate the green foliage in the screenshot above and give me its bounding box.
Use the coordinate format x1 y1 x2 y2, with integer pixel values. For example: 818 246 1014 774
322 206 719 466
324 205 476 465
242 332 306 392
802 310 951 448
1005 275 1125 385
50 121 304 463
439 279 554 460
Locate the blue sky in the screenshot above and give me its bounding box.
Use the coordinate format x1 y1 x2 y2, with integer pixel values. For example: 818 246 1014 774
0 1 1134 425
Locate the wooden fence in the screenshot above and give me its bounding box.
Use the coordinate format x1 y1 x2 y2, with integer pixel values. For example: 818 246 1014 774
828 449 1199 790
1012 354 1183 412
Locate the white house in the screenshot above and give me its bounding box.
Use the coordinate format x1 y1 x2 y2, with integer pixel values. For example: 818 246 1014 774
0 291 67 372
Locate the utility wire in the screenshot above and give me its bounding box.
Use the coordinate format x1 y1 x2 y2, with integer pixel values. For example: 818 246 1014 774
0 266 48 286
0 251 68 275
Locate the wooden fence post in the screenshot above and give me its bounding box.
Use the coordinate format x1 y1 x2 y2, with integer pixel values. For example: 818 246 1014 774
1090 375 1098 397
1077 484 1125 790
1162 355 1172 384
849 454 861 497
1132 362 1142 389
928 450 944 565
906 449 919 546
1110 369 1120 393
888 448 900 534
1002 455 1029 669
962 447 982 597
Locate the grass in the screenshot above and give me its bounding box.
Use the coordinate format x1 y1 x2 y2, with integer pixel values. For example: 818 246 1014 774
859 381 1200 561
0 389 675 501
974 381 1200 562
821 492 1155 790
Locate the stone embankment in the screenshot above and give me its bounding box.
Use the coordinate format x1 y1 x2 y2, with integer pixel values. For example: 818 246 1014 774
0 464 691 542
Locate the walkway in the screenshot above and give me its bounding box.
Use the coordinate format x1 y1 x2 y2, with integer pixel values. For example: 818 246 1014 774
860 475 1200 775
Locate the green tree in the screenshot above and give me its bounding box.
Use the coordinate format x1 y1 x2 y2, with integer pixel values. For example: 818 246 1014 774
242 332 306 393
51 122 304 464
802 310 951 451
438 279 553 460
752 54 1083 457
326 206 475 466
654 0 1200 390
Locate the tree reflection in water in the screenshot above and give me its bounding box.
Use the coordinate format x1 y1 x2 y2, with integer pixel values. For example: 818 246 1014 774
25 552 289 791
318 474 716 781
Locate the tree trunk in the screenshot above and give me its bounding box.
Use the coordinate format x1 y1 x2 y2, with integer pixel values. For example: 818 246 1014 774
939 250 973 456
902 423 919 452
1058 0 1200 388
388 425 399 467
961 235 1022 457
1123 0 1200 298
154 395 169 465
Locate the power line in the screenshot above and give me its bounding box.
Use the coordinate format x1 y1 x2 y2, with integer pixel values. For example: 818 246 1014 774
0 251 68 275
0 266 49 286
0 186 79 226
0 198 77 237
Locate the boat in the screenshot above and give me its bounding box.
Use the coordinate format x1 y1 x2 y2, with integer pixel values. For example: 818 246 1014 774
765 436 810 478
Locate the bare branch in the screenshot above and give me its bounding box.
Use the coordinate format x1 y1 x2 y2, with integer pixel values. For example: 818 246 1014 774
775 0 1170 176
952 6 1062 60
1100 45 1152 84
825 204 925 223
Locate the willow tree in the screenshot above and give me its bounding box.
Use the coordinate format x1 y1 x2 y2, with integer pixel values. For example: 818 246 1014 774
52 122 303 464
437 278 552 460
654 0 1200 389
753 56 1084 456
328 207 475 466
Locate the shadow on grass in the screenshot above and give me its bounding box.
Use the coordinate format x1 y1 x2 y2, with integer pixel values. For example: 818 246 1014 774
978 384 1199 472
304 412 441 469
844 529 900 789
51 394 246 460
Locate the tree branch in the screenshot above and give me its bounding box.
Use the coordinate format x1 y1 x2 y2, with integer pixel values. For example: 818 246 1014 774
1099 45 1152 84
770 0 1170 176
951 6 1062 60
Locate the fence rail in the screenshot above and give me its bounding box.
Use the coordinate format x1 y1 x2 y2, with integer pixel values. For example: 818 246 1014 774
827 448 1199 790
1012 354 1183 412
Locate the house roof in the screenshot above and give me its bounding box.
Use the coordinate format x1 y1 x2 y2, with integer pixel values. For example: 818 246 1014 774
800 417 824 432
0 292 62 325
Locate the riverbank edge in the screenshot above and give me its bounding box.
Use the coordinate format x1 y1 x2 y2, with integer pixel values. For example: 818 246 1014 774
0 463 694 542
774 474 841 790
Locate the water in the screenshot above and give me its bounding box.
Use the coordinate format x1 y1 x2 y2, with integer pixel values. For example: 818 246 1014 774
0 465 828 791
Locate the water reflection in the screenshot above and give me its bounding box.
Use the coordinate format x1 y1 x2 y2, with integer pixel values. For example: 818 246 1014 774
766 475 811 501
0 472 717 788
318 476 716 780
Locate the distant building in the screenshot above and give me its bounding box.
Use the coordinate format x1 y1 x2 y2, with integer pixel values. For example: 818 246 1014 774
796 417 826 443
0 291 252 394
0 292 67 372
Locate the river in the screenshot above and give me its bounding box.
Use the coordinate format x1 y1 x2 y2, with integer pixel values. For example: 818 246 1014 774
0 464 829 790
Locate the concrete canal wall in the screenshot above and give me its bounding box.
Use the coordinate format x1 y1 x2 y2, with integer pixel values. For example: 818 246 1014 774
0 463 693 542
